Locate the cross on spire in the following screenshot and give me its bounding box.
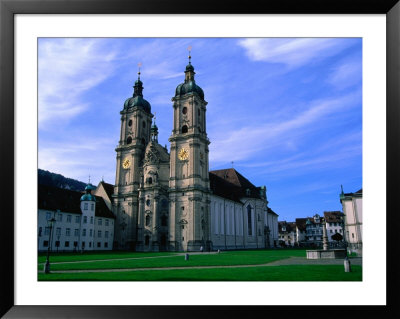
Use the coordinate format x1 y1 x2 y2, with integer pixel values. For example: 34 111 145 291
187 45 192 64
137 62 142 80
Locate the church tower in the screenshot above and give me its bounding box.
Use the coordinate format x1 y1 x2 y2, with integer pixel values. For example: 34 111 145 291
168 49 211 251
113 66 153 250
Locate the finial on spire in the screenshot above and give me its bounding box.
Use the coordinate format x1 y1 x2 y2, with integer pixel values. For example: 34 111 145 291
231 161 234 168
187 45 192 64
137 62 142 80
88 174 91 184
154 111 156 123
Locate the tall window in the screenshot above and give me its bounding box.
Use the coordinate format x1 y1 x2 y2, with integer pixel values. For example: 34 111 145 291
91 203 94 211
105 219 109 226
75 216 80 223
161 215 168 227
83 216 87 223
98 218 102 225
214 202 219 235
145 215 150 226
46 212 52 220
44 227 50 236
74 229 79 236
67 215 72 223
55 227 61 236
247 205 252 236
66 228 70 236
57 214 62 222
82 229 86 237
90 216 93 224
84 203 88 210
90 229 93 237
105 231 109 238
98 231 102 238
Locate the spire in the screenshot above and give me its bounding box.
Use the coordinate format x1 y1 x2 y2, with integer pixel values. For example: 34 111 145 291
185 45 195 82
151 112 158 142
133 62 143 97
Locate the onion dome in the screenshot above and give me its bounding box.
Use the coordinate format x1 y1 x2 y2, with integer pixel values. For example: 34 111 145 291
123 67 151 113
175 51 204 100
81 182 96 201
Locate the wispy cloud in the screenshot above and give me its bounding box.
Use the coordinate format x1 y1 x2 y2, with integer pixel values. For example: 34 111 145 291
209 91 361 165
238 38 358 69
38 38 118 128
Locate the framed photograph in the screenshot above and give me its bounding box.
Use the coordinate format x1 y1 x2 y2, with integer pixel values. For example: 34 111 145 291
1 0 398 317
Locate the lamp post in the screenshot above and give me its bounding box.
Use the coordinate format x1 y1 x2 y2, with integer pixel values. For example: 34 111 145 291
341 213 348 257
43 217 56 274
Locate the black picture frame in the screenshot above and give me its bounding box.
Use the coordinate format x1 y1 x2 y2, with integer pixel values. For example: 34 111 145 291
1 0 398 317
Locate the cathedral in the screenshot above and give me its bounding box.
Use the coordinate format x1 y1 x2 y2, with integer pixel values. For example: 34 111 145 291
112 53 279 252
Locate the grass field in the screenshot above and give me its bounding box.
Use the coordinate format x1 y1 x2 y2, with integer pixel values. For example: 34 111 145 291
38 249 362 281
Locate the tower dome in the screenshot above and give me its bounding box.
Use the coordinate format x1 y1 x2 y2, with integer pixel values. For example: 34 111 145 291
124 68 151 113
81 182 96 201
175 52 204 100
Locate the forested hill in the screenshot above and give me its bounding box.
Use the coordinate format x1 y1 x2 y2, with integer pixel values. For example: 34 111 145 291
38 169 86 192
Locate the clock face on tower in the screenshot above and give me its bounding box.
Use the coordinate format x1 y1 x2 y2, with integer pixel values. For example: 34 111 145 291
178 148 189 161
122 157 131 169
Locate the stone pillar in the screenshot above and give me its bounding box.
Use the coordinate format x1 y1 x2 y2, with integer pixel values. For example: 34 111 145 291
322 219 329 251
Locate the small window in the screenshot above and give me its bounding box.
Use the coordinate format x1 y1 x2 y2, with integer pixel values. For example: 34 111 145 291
66 228 70 236
97 242 101 248
352 233 354 238
104 242 108 248
83 216 87 223
91 203 94 211
181 125 188 133
46 212 52 220
182 107 188 114
105 219 109 226
98 219 102 225
84 203 88 210
98 231 102 238
57 214 62 222
74 229 79 236
90 229 93 237
43 241 49 247
128 119 132 127
143 121 146 128
67 215 72 223
90 216 93 224
55 241 60 247
146 199 151 206
127 136 132 144
38 227 42 236
105 231 109 238
148 177 153 184
64 241 70 247
44 227 50 236
89 242 92 247
82 229 86 236
145 235 150 246
75 216 80 223
73 241 78 247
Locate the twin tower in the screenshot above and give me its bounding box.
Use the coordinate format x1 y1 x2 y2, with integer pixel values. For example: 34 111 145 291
112 56 211 251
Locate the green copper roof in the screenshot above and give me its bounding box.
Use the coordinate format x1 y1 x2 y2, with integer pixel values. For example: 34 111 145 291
175 80 204 100
80 193 96 201
84 183 96 191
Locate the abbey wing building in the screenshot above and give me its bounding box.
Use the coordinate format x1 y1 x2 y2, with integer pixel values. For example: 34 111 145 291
112 56 278 252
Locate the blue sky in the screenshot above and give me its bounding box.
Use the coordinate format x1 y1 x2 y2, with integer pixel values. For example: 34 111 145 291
38 38 362 221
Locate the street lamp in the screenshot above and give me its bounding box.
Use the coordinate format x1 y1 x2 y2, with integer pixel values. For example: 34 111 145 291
43 217 56 274
341 212 348 258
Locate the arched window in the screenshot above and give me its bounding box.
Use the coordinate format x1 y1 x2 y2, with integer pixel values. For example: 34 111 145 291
181 125 188 134
145 235 150 246
182 107 187 114
128 119 132 127
148 177 152 184
161 215 168 226
141 138 146 145
126 136 132 144
247 205 252 236
145 215 150 226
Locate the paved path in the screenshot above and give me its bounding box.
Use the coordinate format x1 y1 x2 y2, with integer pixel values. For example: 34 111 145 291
46 256 362 274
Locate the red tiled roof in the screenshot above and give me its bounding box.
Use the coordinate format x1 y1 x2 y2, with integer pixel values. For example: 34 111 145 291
209 168 262 200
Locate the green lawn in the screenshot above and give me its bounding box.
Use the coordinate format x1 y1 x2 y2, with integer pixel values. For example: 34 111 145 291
37 249 362 281
38 265 362 281
38 250 304 271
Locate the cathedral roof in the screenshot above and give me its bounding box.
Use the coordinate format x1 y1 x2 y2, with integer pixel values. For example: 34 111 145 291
98 181 114 200
209 168 263 201
38 184 115 219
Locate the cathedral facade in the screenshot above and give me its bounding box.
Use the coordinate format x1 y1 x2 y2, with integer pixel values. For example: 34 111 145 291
112 56 278 252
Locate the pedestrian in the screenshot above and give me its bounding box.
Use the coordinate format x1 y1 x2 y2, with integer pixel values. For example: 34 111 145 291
200 246 203 253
